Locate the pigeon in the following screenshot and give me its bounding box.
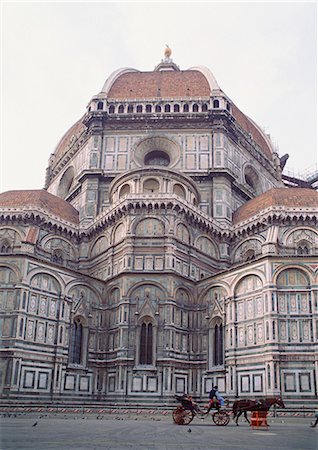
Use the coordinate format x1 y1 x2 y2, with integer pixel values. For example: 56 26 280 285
187 428 191 433
32 422 38 427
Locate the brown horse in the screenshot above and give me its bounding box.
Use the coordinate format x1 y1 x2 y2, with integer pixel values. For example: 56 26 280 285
232 397 285 426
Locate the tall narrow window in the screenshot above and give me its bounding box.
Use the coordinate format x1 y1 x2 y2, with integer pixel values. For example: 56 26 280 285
97 101 104 110
140 322 153 365
213 99 219 108
213 323 223 365
71 318 83 364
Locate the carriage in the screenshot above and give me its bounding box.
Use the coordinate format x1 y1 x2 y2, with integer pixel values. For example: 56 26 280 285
172 394 230 426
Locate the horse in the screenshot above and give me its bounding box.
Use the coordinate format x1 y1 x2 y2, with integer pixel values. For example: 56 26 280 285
232 397 285 426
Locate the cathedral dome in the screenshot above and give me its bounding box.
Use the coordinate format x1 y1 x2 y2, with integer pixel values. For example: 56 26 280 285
105 69 211 99
49 56 275 170
0 190 79 224
233 188 318 225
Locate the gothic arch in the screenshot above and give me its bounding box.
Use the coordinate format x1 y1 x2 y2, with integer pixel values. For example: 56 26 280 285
233 273 264 297
195 236 218 258
89 235 109 258
176 223 191 245
0 266 19 285
29 272 62 295
41 235 77 261
112 222 126 244
199 281 230 304
175 287 192 305
134 217 165 236
0 263 21 283
274 267 311 288
25 269 65 294
66 283 100 306
232 237 263 263
128 282 166 301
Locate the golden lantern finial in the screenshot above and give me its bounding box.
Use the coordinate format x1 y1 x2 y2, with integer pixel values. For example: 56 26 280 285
164 44 172 58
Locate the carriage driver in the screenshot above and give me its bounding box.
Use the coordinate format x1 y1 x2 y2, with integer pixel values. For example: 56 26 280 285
205 385 226 413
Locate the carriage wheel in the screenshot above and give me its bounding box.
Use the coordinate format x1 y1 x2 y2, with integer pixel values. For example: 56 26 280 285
212 411 230 426
172 406 194 425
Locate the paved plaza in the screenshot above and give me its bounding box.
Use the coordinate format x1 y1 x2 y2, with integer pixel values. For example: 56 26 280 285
0 414 317 450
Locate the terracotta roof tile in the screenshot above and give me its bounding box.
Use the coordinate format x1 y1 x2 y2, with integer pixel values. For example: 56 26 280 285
233 188 318 225
107 70 211 99
0 190 79 225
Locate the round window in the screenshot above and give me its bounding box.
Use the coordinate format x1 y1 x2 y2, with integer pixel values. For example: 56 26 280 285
144 150 170 166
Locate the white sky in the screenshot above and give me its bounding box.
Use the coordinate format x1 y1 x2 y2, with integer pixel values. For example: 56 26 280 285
1 1 317 192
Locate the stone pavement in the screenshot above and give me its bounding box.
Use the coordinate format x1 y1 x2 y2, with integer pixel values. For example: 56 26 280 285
0 414 317 450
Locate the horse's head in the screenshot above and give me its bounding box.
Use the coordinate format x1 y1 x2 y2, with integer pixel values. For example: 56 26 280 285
275 397 285 408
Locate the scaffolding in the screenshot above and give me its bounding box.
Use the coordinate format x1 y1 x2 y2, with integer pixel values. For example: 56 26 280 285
282 165 318 189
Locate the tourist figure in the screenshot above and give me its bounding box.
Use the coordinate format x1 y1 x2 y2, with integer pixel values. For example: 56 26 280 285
310 410 318 427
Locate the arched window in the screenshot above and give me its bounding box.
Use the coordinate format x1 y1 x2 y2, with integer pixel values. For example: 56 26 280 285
213 323 223 366
183 104 189 112
118 104 124 113
146 104 152 113
136 105 143 113
202 103 208 112
52 249 64 265
97 101 104 110
243 249 256 262
119 184 131 198
173 183 186 199
155 105 161 113
19 318 24 337
140 322 153 365
297 242 310 255
192 104 199 112
164 104 171 113
0 240 11 253
143 178 160 194
173 104 180 112
213 99 219 108
109 105 115 114
127 104 134 113
70 317 83 364
226 103 231 112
